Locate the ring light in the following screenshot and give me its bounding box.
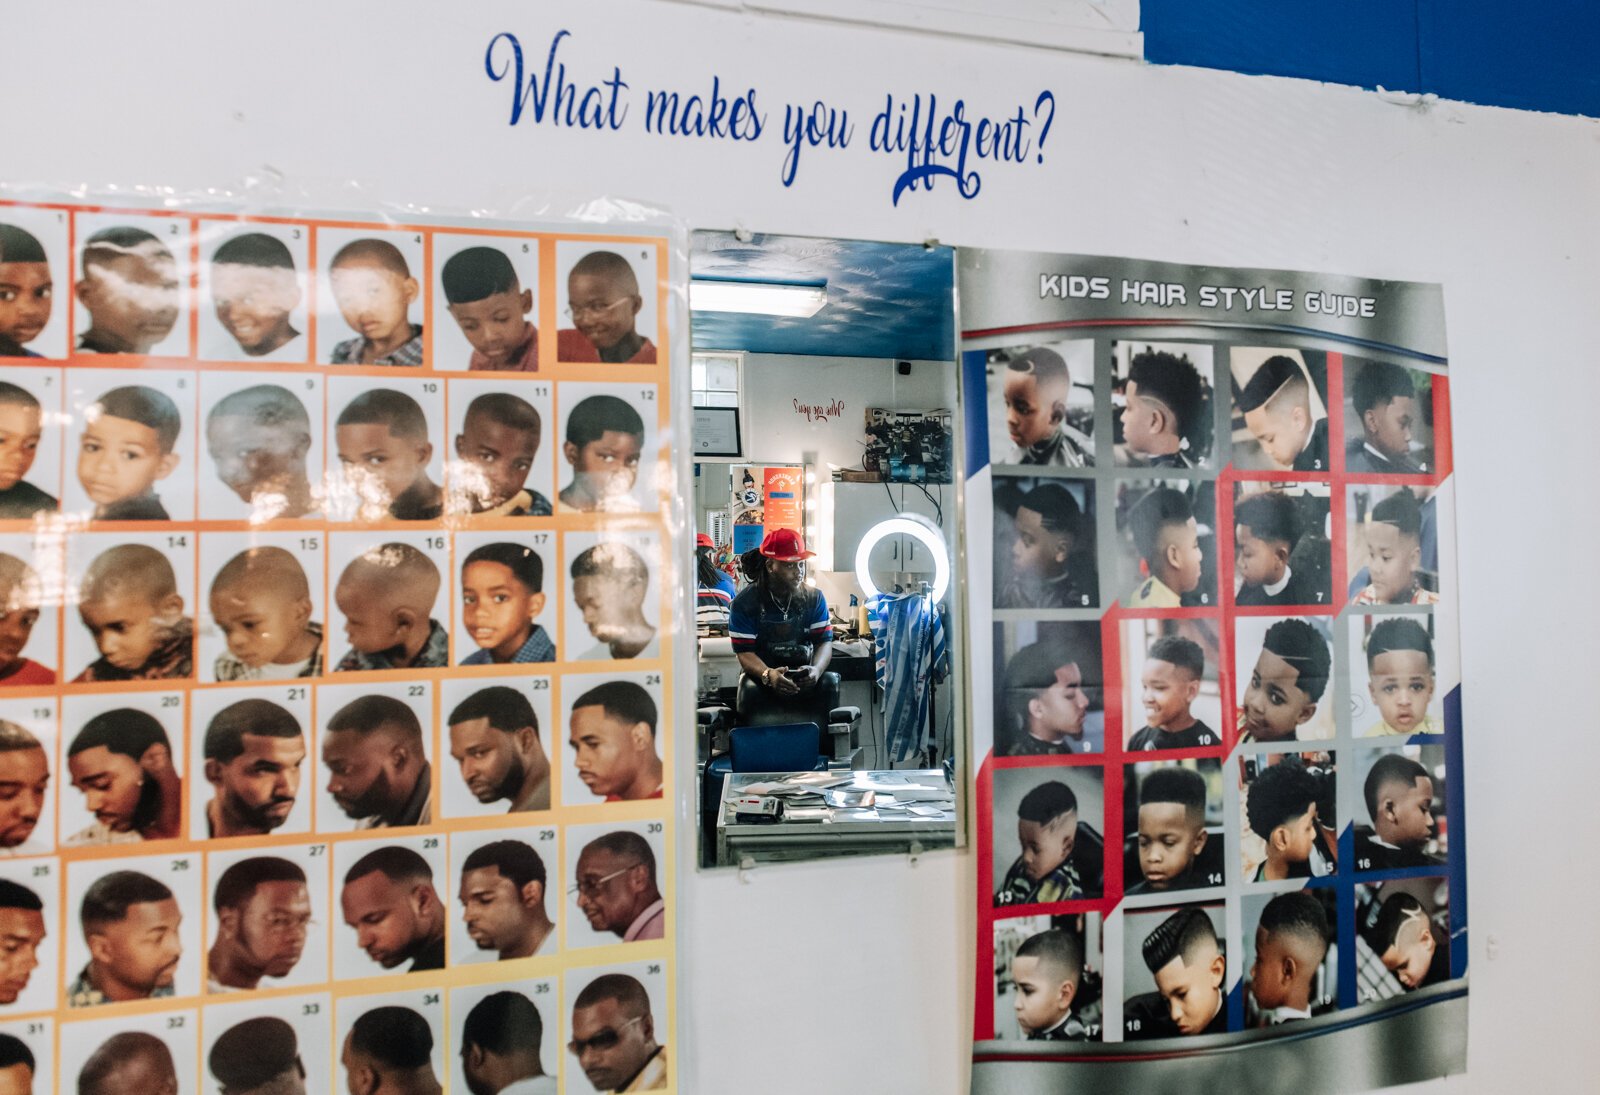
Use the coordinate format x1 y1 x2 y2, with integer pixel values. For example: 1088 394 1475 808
854 514 950 604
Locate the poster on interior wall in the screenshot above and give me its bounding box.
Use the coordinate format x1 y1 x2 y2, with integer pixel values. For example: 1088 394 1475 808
0 191 679 1094
962 250 1464 1094
862 407 955 484
762 467 804 533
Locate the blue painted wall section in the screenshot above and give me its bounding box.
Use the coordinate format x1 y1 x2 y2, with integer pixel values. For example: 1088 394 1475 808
1142 0 1600 119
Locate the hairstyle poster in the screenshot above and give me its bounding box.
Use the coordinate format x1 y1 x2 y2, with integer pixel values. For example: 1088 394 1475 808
0 193 679 1094
962 250 1465 1093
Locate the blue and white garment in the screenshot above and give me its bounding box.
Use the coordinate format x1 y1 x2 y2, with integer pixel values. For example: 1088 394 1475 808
867 592 948 762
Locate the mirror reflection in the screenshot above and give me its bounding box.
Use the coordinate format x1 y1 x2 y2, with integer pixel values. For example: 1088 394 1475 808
689 231 964 868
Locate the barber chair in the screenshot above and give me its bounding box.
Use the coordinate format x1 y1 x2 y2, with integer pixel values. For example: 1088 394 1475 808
696 672 862 866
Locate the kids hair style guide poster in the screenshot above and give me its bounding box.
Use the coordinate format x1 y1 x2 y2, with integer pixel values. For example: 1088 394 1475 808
962 250 1466 1093
0 193 680 1094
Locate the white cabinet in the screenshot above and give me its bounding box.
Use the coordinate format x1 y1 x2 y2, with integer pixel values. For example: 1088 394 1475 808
830 481 954 578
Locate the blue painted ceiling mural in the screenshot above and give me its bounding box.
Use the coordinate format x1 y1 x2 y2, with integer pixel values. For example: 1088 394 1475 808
690 231 956 360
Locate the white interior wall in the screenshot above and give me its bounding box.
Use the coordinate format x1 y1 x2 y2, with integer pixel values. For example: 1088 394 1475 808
9 3 1600 1092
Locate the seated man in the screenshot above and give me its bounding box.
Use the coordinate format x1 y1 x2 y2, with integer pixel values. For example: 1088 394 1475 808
729 529 838 748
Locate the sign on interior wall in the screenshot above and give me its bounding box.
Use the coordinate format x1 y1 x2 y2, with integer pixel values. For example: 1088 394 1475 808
961 250 1465 1093
0 192 678 1094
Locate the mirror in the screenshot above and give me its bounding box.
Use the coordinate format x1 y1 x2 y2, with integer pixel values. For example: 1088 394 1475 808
688 231 965 868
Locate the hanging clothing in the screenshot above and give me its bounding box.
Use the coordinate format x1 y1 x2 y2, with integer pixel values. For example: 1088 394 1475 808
867 591 948 763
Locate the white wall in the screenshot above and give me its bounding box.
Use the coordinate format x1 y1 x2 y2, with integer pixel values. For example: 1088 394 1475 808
10 3 1600 1092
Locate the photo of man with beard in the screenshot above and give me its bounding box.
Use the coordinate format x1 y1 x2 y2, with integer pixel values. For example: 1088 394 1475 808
339 844 446 975
68 870 183 1006
202 699 306 838
457 839 554 961
321 693 431 830
446 686 550 814
206 856 313 992
64 707 181 846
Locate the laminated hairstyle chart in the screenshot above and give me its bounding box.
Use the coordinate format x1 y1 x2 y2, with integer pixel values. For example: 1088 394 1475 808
0 192 679 1094
962 250 1466 1094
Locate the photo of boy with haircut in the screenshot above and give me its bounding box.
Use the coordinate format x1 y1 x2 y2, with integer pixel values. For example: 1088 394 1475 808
560 394 646 513
1354 753 1443 870
999 639 1093 756
0 383 55 518
996 481 1094 609
447 686 551 813
1249 890 1332 1025
442 245 538 371
1128 636 1219 751
571 543 658 661
1353 487 1439 605
208 232 303 359
68 871 183 1005
1120 349 1207 468
559 250 656 363
0 224 54 358
997 780 1100 905
326 238 423 366
65 708 182 845
333 543 447 672
1237 618 1331 743
205 384 317 520
1236 353 1327 473
1244 756 1328 881
453 392 552 516
460 543 555 665
1123 486 1204 609
1136 907 1226 1037
1010 928 1097 1040
77 385 182 520
1347 360 1424 474
74 544 193 682
0 554 52 685
209 547 323 681
1234 490 1318 606
1362 617 1439 736
1369 891 1449 991
1129 765 1212 893
202 698 306 838
998 346 1093 467
75 226 181 356
334 389 443 521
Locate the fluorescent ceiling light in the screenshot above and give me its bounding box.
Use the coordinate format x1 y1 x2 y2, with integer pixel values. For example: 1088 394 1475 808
691 279 827 317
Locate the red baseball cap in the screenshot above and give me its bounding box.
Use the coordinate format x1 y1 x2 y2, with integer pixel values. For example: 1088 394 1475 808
759 528 814 561
695 533 714 548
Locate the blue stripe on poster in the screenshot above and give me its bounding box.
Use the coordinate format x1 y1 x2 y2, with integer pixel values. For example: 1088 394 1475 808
963 349 990 479
1142 0 1600 119
1442 682 1468 977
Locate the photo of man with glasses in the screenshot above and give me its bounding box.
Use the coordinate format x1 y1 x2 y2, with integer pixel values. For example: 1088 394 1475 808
572 831 664 944
568 973 667 1093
